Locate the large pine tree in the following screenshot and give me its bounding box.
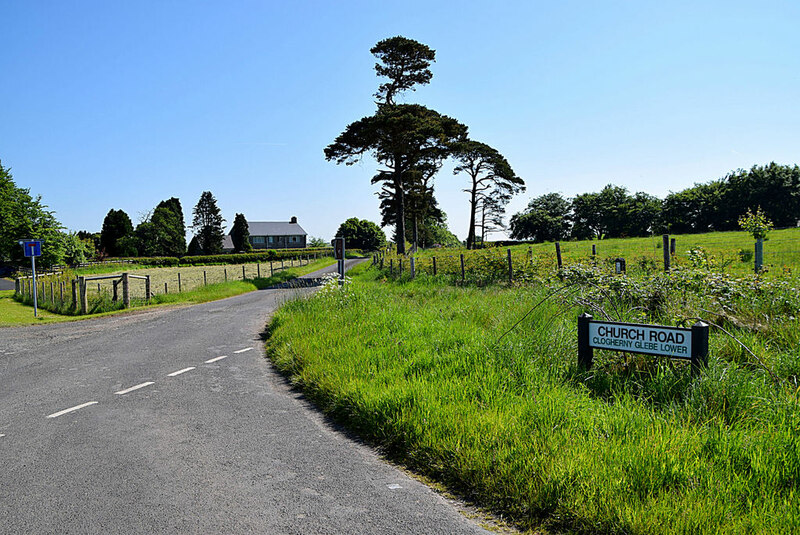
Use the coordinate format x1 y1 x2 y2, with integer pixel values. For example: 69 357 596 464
191 191 224 255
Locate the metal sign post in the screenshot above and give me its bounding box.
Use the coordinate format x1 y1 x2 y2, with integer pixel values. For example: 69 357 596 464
20 240 43 318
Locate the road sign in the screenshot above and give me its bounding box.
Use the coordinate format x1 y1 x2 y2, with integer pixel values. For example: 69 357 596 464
332 237 345 260
20 240 43 258
19 240 44 317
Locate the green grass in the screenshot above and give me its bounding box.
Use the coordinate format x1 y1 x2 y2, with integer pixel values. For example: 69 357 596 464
266 263 800 534
0 289 67 325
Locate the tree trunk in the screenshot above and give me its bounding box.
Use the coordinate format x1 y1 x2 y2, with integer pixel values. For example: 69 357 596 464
395 177 407 255
466 183 478 250
412 216 418 253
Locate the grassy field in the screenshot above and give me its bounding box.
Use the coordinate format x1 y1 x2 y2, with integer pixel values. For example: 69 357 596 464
7 257 336 322
267 261 800 533
390 228 800 281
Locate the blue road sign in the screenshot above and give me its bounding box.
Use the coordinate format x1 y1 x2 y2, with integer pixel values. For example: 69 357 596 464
21 240 43 258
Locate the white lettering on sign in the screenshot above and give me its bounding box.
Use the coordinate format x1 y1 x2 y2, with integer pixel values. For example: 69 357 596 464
588 322 691 358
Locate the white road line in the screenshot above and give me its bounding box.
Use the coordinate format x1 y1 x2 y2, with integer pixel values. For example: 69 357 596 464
115 381 155 395
205 355 228 363
233 347 253 354
167 367 195 377
47 401 98 419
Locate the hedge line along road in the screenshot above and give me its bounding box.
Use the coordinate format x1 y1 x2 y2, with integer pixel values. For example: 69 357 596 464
0 260 490 534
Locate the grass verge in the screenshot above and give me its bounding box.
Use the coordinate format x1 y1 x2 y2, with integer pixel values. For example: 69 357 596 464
266 264 800 534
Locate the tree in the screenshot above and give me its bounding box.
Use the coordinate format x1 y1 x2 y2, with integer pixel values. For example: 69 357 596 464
0 160 64 266
308 236 328 248
153 197 186 255
187 235 202 256
335 218 386 251
451 140 524 249
325 36 467 255
191 191 225 255
230 213 252 253
371 36 436 106
326 104 466 255
510 192 572 242
61 231 94 265
100 209 134 257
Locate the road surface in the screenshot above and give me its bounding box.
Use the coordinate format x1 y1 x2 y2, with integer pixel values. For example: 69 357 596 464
0 260 490 534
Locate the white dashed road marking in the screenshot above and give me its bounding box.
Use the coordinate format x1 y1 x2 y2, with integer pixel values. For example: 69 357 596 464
205 355 228 364
233 347 253 354
167 367 195 377
115 382 155 395
47 401 99 419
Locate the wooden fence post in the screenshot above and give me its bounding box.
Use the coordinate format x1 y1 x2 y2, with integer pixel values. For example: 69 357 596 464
432 256 437 276
204 270 207 286
555 242 563 269
15 278 20 295
670 238 676 256
178 272 182 293
691 321 709 376
113 279 119 302
578 313 593 370
122 272 130 308
50 282 55 305
460 254 465 282
592 244 597 256
410 257 416 279
663 234 670 272
257 263 261 278
270 261 274 276
59 281 64 304
507 249 513 283
242 264 246 280
165 282 168 294
224 268 227 282
145 275 151 303
79 277 88 315
72 279 77 309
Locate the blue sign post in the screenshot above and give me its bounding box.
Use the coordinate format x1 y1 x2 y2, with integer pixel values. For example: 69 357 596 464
19 240 43 317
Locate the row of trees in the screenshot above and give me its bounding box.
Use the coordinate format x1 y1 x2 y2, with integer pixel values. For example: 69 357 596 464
325 36 525 253
510 163 800 242
100 191 233 258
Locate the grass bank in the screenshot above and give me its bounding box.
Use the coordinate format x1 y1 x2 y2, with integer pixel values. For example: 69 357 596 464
266 263 800 533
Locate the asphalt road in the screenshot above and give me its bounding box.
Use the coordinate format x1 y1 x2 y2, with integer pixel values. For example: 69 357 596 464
0 278 15 291
0 260 490 534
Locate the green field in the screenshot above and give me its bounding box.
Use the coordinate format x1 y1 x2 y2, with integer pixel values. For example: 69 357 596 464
387 228 800 281
267 256 800 533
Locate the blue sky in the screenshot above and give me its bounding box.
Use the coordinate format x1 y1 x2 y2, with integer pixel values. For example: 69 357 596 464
2 1 798 241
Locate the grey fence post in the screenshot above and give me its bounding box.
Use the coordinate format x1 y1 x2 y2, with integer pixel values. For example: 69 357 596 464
755 238 764 272
145 275 151 303
555 242 562 269
578 313 593 370
691 321 709 375
410 257 416 279
663 234 670 272
122 272 130 308
507 249 513 283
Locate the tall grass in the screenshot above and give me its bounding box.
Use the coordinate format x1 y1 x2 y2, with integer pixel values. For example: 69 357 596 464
267 264 800 533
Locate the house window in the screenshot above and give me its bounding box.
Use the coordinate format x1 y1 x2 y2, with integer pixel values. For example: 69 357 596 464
253 236 264 244
268 236 274 244
292 237 297 242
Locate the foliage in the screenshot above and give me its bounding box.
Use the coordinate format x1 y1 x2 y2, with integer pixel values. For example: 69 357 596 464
571 185 660 239
191 191 225 255
0 160 65 267
451 139 524 249
738 206 774 240
100 209 134 257
335 217 386 251
153 197 187 256
187 235 202 256
60 231 95 265
509 192 571 242
230 213 252 253
370 35 436 106
308 236 328 248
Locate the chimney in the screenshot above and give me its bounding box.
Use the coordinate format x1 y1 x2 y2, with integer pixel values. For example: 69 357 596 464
290 216 297 224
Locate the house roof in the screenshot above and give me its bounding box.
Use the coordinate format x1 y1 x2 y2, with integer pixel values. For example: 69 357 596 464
221 235 234 250
242 221 307 236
